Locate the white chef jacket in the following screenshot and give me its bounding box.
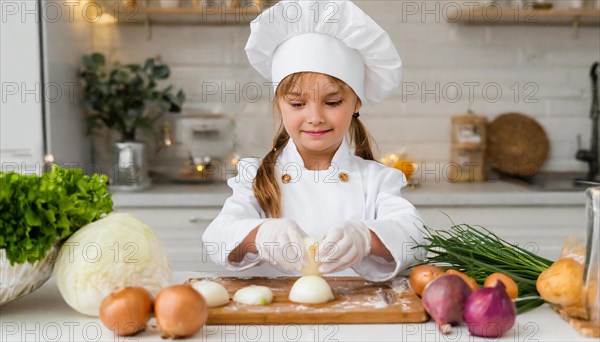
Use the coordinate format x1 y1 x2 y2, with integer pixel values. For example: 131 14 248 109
202 138 426 282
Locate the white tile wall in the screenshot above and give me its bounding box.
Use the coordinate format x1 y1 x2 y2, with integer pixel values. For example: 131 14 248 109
92 0 600 172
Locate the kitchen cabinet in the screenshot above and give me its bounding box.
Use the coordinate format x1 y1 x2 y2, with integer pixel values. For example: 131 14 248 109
114 201 585 271
111 182 588 270
113 207 227 272
112 182 587 271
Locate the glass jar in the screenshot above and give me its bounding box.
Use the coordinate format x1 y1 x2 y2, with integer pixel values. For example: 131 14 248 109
584 187 599 324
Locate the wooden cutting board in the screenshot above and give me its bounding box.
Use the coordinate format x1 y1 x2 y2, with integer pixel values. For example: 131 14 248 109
186 276 428 325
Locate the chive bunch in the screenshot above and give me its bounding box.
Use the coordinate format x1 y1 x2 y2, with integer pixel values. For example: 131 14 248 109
414 223 554 314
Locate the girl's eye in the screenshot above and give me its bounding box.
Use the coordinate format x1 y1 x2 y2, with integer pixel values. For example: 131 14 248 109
289 102 303 108
326 100 343 106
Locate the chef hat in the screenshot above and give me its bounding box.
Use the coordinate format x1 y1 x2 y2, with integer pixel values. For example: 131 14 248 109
245 0 402 105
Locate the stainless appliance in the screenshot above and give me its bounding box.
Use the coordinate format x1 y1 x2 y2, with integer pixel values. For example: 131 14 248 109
575 62 599 183
152 113 235 183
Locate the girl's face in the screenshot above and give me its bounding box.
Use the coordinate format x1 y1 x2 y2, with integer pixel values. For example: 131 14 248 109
277 73 361 168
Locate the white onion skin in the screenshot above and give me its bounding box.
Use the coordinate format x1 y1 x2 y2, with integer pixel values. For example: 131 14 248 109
463 282 516 338
154 285 208 339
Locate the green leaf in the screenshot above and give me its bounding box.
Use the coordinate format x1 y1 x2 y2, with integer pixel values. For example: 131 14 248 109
152 65 170 79
82 55 93 69
143 58 155 71
0 165 113 264
24 207 42 227
91 53 106 67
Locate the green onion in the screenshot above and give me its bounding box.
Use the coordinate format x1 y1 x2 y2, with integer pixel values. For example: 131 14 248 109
412 223 553 314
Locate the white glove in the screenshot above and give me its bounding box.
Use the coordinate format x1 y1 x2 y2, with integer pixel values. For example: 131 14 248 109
317 220 372 274
255 218 308 274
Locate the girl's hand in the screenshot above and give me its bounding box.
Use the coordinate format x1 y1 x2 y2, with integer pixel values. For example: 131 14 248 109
317 220 372 274
255 218 308 274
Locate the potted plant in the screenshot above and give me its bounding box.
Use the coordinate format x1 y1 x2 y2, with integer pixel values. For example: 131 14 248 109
80 52 185 191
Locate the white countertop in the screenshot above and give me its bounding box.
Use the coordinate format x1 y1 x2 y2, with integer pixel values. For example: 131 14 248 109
111 180 588 208
0 272 595 342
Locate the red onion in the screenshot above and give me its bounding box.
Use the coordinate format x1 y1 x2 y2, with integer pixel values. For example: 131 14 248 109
464 281 517 338
422 274 473 334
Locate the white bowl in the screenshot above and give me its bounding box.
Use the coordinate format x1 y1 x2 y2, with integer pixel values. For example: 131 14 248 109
0 244 59 305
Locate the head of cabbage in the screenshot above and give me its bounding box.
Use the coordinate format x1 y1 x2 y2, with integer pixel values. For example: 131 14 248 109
53 212 172 316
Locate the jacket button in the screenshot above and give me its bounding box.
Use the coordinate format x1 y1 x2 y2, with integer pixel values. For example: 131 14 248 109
338 172 349 182
282 173 292 184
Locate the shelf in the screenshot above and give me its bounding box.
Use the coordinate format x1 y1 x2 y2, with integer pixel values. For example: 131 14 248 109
101 0 276 26
448 6 600 26
115 6 265 25
105 4 600 26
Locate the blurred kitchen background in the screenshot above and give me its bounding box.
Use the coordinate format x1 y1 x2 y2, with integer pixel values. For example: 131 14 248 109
2 0 599 182
2 0 599 266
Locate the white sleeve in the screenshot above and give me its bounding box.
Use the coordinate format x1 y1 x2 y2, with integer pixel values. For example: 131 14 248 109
352 168 427 282
202 158 269 271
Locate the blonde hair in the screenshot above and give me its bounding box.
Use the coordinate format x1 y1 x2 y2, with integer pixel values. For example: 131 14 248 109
253 72 376 218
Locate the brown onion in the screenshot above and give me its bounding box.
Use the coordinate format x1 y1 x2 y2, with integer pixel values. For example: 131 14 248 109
154 284 208 339
446 269 480 293
484 272 519 301
99 287 153 336
409 265 444 297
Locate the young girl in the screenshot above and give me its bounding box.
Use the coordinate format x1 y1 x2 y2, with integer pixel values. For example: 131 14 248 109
202 0 425 282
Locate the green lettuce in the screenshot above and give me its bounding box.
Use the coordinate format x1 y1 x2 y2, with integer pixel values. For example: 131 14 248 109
0 165 113 264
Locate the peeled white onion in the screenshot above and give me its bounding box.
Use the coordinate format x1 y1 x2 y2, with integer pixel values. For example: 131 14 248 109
289 275 334 304
233 285 273 305
191 280 230 307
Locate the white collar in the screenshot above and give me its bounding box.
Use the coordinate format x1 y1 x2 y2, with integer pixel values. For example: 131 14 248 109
278 137 353 172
